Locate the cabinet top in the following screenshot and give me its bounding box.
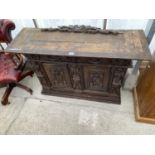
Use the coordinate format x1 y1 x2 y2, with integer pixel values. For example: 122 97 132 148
7 28 151 60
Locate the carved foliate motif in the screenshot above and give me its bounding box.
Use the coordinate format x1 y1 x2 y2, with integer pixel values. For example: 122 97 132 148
69 64 83 89
112 68 126 86
109 67 127 96
41 25 122 35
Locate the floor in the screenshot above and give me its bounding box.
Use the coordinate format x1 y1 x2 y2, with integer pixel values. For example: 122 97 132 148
0 74 155 135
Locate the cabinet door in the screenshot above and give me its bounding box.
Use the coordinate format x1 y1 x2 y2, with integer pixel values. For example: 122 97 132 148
83 65 109 93
42 63 72 91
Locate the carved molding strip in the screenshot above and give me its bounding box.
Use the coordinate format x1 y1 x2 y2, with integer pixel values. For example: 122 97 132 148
26 54 131 67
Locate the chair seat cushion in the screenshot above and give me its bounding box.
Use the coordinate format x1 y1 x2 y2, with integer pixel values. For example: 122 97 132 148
0 54 21 84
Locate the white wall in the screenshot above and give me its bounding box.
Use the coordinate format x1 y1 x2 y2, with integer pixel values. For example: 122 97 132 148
149 34 155 54
0 19 152 50
36 19 103 28
10 19 151 39
145 19 154 36
12 19 35 38
107 19 149 30
1 19 35 49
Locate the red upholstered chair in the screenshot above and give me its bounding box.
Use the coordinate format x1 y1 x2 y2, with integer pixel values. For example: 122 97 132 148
0 19 15 57
0 19 34 105
0 19 15 43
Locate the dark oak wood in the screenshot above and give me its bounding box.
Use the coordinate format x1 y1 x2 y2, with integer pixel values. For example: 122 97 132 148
6 28 151 104
7 28 151 60
26 55 130 104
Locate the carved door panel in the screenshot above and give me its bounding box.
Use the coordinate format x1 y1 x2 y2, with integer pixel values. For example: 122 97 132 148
42 63 72 91
83 65 109 93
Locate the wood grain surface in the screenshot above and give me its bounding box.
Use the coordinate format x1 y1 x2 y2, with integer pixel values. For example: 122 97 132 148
7 28 151 60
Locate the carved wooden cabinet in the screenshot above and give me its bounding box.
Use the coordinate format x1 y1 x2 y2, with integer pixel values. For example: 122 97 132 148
25 55 130 103
6 27 151 104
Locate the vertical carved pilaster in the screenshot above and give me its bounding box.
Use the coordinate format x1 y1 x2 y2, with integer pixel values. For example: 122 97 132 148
109 67 127 96
68 64 83 90
30 61 51 91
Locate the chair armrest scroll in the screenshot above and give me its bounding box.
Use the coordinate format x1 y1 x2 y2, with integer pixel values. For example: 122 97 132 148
0 19 15 43
14 54 27 70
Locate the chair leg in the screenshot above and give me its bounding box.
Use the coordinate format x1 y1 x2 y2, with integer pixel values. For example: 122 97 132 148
19 71 34 81
16 83 33 94
1 84 15 105
0 83 6 88
1 71 34 105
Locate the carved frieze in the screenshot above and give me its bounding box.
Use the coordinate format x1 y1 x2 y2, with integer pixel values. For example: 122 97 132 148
26 54 131 67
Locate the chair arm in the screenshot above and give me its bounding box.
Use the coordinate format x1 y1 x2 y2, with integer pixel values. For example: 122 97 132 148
14 54 27 70
0 51 26 71
0 19 15 43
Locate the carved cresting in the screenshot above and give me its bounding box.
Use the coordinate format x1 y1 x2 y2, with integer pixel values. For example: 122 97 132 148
41 25 122 35
68 64 83 89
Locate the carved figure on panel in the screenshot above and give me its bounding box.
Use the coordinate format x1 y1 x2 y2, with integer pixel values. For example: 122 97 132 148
112 68 126 86
110 67 126 95
53 68 67 87
89 72 103 89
